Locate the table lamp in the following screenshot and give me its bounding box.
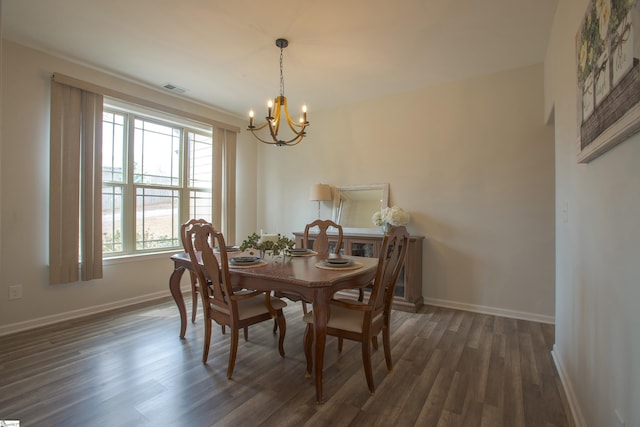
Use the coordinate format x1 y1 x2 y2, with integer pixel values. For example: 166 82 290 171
309 183 332 218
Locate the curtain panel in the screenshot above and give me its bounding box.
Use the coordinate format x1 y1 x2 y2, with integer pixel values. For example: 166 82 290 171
214 128 237 243
49 80 104 285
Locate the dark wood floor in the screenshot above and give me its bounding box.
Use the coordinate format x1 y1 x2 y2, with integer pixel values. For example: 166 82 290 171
0 297 574 427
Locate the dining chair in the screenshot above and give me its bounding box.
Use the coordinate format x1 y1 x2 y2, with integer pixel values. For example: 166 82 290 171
184 222 287 378
303 219 344 258
302 225 409 394
180 218 210 323
300 219 344 313
273 219 344 325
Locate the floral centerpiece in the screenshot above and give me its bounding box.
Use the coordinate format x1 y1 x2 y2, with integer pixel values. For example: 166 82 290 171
372 206 410 234
239 232 295 259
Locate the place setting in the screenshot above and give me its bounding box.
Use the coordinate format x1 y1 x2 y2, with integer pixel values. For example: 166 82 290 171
315 256 363 271
290 248 318 257
215 245 240 253
228 256 268 269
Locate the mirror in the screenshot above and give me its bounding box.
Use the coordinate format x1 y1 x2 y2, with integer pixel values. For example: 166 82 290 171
333 183 389 233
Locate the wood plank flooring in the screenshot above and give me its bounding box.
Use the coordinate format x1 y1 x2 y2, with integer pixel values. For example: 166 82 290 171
0 297 574 427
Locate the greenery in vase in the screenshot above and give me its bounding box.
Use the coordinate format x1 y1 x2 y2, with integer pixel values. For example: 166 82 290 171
239 233 295 257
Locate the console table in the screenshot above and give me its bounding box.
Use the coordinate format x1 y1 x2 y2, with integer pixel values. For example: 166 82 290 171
293 231 424 312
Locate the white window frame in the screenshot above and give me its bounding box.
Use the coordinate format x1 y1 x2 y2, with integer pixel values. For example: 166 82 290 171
102 99 218 258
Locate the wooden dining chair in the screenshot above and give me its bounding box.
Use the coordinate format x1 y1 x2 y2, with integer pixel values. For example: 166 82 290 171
301 219 344 313
274 218 345 326
184 222 287 378
302 225 409 394
303 219 344 257
180 218 210 323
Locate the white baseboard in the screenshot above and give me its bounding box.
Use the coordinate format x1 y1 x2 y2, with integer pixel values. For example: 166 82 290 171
552 346 585 427
422 297 555 324
0 287 191 337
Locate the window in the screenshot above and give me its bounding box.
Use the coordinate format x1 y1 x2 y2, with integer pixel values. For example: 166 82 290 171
102 101 213 256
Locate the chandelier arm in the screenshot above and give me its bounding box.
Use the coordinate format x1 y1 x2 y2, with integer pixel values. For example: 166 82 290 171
248 128 280 145
277 133 306 145
248 120 271 132
281 99 307 134
248 127 304 146
273 97 283 135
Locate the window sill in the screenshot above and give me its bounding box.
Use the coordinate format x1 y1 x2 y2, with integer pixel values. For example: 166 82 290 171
103 250 182 266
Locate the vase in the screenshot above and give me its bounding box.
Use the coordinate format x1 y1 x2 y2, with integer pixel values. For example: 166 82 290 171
381 223 391 234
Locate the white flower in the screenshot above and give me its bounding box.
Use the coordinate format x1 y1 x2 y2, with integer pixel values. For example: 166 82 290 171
372 206 410 227
372 210 385 226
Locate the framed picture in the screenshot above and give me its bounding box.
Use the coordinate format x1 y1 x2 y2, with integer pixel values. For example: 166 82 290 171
576 0 640 163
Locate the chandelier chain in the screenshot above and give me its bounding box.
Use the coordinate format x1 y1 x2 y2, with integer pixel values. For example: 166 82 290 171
279 46 285 98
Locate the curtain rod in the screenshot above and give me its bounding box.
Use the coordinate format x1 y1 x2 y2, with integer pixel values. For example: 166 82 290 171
52 73 240 133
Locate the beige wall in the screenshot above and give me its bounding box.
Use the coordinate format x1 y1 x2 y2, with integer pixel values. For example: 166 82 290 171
255 64 556 322
546 1 640 426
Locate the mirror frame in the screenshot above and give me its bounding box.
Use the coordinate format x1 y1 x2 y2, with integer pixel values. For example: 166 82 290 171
332 183 389 234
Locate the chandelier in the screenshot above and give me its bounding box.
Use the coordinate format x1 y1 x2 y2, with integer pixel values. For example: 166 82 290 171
248 38 309 146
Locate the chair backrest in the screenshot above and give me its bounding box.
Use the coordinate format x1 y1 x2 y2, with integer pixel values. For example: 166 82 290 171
180 218 211 253
367 226 410 316
183 222 234 315
303 219 343 256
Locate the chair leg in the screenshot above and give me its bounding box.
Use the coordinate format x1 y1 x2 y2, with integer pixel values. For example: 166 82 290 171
227 327 239 379
190 272 198 323
362 337 375 394
191 289 198 323
371 336 378 350
303 323 313 377
301 301 308 314
338 337 344 352
273 318 278 334
382 325 393 371
202 320 212 363
276 310 286 357
243 326 248 341
357 288 365 302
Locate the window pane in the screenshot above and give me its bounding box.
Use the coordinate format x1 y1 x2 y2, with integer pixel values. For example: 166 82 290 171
190 190 212 221
136 187 180 250
102 111 125 183
188 131 212 189
133 118 180 186
103 185 123 253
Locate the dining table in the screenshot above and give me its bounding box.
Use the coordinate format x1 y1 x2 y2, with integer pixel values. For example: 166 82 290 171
169 250 378 403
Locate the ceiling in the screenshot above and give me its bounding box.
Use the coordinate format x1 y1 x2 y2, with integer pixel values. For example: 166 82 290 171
2 0 558 118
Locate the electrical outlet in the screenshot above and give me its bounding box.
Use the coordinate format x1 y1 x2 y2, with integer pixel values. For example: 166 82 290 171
8 284 23 300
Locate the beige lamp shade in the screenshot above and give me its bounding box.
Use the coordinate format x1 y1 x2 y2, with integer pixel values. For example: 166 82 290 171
309 184 332 201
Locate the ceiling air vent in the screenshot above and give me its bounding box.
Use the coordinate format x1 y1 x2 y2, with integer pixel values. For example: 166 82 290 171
162 83 186 94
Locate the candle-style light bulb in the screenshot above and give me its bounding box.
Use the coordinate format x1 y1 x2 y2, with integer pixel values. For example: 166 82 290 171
302 104 308 123
249 110 254 127
267 100 273 118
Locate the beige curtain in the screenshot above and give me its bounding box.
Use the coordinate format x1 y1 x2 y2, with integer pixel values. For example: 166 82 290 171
213 128 237 243
50 80 104 284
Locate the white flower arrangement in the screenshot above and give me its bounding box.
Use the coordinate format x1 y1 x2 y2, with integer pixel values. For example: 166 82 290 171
372 206 410 227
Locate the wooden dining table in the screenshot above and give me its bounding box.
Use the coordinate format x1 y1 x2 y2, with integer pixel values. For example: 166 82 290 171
169 251 378 403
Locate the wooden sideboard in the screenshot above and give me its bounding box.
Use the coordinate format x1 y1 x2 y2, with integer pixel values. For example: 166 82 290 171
293 231 424 312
